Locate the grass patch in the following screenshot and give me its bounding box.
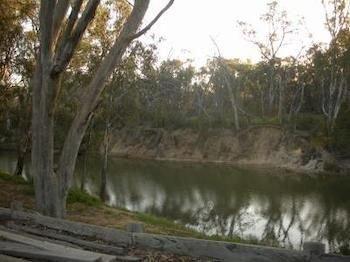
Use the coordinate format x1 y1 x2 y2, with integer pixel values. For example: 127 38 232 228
0 171 28 185
137 213 186 231
250 117 280 126
67 188 102 207
136 212 208 237
135 212 269 246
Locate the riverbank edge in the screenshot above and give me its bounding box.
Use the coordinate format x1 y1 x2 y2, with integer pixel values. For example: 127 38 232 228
110 153 350 176
2 141 349 175
109 126 350 175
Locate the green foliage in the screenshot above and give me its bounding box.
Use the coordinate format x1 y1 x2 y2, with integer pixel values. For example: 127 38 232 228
337 243 350 256
136 212 268 246
310 135 330 149
137 213 183 230
67 188 102 207
293 114 325 132
332 103 350 157
250 117 280 126
0 171 28 185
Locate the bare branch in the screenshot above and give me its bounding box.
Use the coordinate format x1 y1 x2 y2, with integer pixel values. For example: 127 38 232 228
128 0 174 40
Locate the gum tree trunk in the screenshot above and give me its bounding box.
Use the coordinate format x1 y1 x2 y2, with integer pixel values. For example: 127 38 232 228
32 0 173 217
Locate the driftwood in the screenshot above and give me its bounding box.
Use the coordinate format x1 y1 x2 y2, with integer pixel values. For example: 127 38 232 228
1 208 350 262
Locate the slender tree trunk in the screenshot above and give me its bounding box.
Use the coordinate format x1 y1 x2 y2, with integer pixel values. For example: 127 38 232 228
14 141 28 177
81 155 87 191
231 96 240 131
14 94 32 177
278 75 284 124
258 81 265 118
221 62 239 130
14 124 31 177
81 122 93 191
268 62 276 115
100 121 110 202
14 152 25 177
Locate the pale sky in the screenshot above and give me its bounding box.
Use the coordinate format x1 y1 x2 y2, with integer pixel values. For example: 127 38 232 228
141 0 332 66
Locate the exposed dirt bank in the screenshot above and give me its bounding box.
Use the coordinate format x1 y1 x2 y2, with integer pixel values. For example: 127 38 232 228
110 126 348 173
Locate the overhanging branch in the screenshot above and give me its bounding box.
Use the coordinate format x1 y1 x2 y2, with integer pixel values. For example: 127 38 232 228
128 0 174 40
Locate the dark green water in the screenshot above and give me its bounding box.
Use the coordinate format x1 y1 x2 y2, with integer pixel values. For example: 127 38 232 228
0 150 349 252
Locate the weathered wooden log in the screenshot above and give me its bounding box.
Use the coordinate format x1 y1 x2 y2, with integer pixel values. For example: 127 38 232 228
0 208 132 247
0 208 11 220
6 223 125 255
10 201 23 213
0 241 102 262
0 229 116 262
113 255 142 262
4 223 82 249
1 208 350 262
133 233 308 262
0 254 30 262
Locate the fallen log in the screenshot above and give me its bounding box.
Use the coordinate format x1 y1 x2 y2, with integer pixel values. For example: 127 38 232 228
0 241 102 262
6 223 125 255
3 224 82 249
1 208 349 262
0 208 132 247
0 254 29 262
0 229 116 262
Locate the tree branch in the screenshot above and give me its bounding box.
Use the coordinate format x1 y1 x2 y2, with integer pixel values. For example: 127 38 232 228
53 0 83 67
51 0 100 77
128 0 174 41
39 0 56 62
52 0 70 41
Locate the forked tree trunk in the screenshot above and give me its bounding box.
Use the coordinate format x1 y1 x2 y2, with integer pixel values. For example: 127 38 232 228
32 0 173 217
322 76 347 133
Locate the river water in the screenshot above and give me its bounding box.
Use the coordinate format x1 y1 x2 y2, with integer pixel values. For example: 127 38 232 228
0 150 349 252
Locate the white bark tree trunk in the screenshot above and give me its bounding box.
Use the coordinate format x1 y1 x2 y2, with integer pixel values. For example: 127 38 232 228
32 0 174 217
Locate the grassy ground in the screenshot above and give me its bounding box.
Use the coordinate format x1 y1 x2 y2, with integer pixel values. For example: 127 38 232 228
0 170 260 245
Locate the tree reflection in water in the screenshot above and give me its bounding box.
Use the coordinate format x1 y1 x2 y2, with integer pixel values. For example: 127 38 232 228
0 151 349 252
73 157 350 252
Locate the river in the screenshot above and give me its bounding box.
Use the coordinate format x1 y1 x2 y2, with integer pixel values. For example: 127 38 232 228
0 150 349 252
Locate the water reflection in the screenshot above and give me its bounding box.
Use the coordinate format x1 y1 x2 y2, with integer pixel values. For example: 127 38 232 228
0 151 349 251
